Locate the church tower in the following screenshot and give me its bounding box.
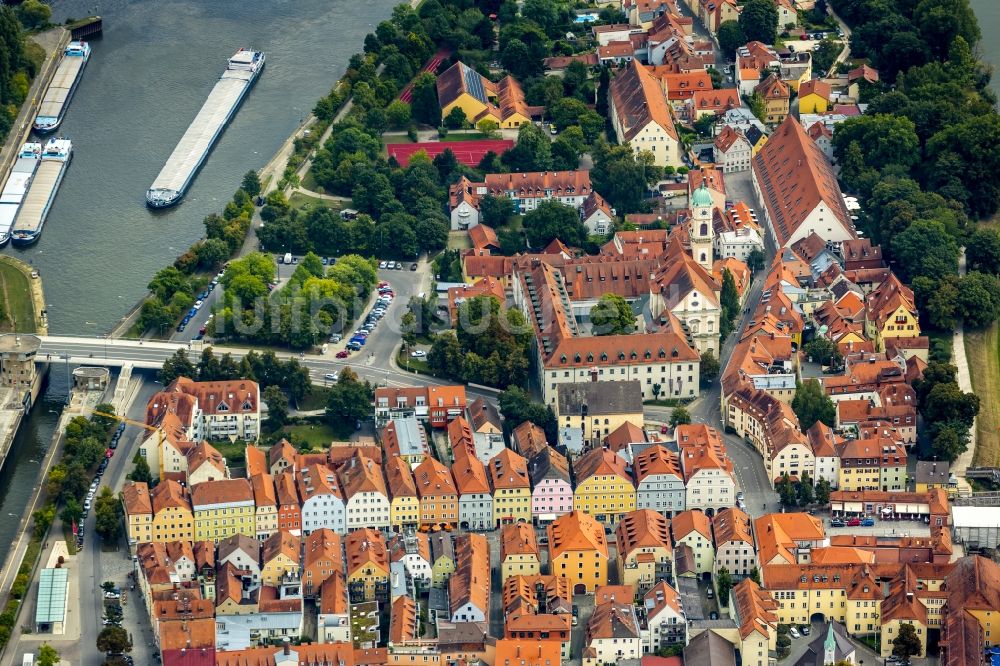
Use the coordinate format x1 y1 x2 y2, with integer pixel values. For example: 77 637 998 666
689 182 714 273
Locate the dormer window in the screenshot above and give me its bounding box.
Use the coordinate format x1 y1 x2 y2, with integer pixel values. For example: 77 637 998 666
217 402 230 412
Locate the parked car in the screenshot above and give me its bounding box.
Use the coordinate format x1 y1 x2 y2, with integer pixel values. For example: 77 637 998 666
861 518 875 527
410 263 418 270
387 261 396 269
789 627 800 639
336 350 350 358
330 334 342 343
800 626 811 635
347 341 362 350
847 517 861 527
379 261 388 269
411 350 426 358
325 373 339 381
830 519 845 527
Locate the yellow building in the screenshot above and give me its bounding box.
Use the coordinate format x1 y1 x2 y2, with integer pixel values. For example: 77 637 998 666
190 478 255 542
430 532 456 588
386 456 421 531
346 528 390 602
914 461 952 493
500 523 540 583
615 509 672 591
548 511 609 594
150 479 195 543
251 473 278 540
755 74 790 125
797 79 832 114
436 61 532 130
749 129 768 156
573 448 636 527
122 481 153 545
261 530 301 586
865 274 921 351
948 557 1000 649
556 383 644 444
489 449 533 528
836 438 907 492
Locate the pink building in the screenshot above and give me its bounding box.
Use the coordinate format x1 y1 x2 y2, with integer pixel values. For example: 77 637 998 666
528 448 574 524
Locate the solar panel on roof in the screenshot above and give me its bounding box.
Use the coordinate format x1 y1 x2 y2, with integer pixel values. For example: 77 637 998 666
462 64 489 105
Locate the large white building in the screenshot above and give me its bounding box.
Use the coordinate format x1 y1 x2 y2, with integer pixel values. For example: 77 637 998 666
339 453 391 531
712 508 757 578
677 424 736 515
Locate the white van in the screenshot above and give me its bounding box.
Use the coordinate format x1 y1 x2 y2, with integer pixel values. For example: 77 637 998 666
22 653 34 666
283 252 292 264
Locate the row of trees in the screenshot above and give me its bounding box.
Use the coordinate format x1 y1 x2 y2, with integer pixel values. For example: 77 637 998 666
0 7 38 143
158 347 313 404
913 361 980 461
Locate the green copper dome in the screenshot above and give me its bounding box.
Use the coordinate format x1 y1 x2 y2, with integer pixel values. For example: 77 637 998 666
691 182 713 208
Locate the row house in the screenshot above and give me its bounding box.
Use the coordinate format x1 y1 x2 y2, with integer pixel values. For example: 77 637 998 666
712 507 756 579
414 456 459 529
191 478 255 542
643 580 685 649
317 573 350 644
260 531 300 586
250 473 278 539
633 444 685 517
303 528 343 598
500 523 541 583
616 509 673 592
381 417 429 469
123 479 195 545
451 442 493 531
298 464 346 535
676 424 735 514
503 574 573 658
448 170 595 229
385 456 421 531
345 528 389 602
548 511 610 594
671 509 715 576
489 448 532 527
730 579 779 666
836 437 907 492
339 451 391 530
449 534 490 622
573 447 637 527
584 600 642 664
388 532 433 588
528 446 573 524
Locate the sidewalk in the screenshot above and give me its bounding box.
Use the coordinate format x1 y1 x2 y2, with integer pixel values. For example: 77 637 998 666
952 248 975 492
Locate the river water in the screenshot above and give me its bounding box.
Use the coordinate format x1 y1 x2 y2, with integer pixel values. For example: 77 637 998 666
0 0 398 561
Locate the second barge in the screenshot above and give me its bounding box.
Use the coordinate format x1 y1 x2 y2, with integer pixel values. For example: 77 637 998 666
33 41 91 134
11 139 72 246
146 48 265 208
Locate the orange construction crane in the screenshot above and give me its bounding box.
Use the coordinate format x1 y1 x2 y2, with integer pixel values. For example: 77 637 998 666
88 409 165 479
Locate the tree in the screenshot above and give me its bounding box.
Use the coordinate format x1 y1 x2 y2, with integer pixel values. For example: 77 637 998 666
967 228 1000 274
958 271 1000 328
498 386 558 442
891 622 922 661
717 20 746 57
815 478 832 505
17 0 50 29
750 567 761 584
37 644 59 666
444 106 467 129
924 381 980 431
195 238 230 269
700 351 720 384
931 424 967 462
669 407 691 427
502 123 552 172
803 337 843 369
550 98 590 134
792 379 836 429
410 72 440 125
798 471 815 506
263 385 290 430
716 567 733 606
386 99 412 129
738 0 778 45
523 200 587 249
891 219 958 282
480 195 516 228
159 349 197 384
60 498 82 527
590 294 635 335
776 473 797 507
748 92 766 122
94 486 123 542
746 248 765 273
128 456 153 485
97 626 131 655
326 374 373 434
241 170 261 198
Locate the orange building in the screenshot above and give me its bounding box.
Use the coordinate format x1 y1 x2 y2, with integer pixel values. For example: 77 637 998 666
548 511 610 593
413 456 459 529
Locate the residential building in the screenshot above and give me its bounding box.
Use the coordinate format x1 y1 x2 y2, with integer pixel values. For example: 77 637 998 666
260 531 300 586
798 79 832 114
616 509 672 592
864 273 921 350
489 448 533 527
317 573 351 643
940 556 1000 663
643 581 686 650
449 171 596 229
385 456 420 531
556 381 645 446
755 73 790 124
191 478 255 542
345 528 390 602
494 639 562 666
581 191 615 235
429 532 456 587
686 89 741 120
251 473 278 540
633 444 685 517
529 447 573 524
676 424 735 514
413 455 459 528
388 532 432 587
671 510 715 576
303 528 343 598
573 447 637 527
503 575 573 658
914 461 952 493
713 126 752 173
751 116 856 248
122 481 153 545
217 534 261 584
754 512 828 566
584 601 642 664
684 630 737 666
185 440 228 486
451 442 493 531
501 523 541 583
449 534 490 622
381 417 429 469
339 451 391 530
268 439 296 476
608 60 683 168
374 385 467 428
297 463 346 535
548 511 610 593
712 507 756 578
134 479 195 545
275 470 301 534
730 578 779 666
145 376 260 446
836 437 907 491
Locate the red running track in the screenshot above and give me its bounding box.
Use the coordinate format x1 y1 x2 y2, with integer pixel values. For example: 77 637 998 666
398 50 449 103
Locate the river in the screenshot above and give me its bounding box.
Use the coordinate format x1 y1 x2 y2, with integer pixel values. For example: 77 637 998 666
0 0 398 562
971 0 1000 98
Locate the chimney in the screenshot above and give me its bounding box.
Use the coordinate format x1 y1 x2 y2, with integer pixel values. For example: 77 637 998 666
283 637 291 655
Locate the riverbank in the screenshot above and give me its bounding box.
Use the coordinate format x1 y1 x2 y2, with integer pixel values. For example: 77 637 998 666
0 256 47 335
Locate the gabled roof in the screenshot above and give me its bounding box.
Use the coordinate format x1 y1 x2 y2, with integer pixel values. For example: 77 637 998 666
488 448 531 491
609 60 679 142
633 444 682 484
413 455 458 499
799 78 832 101
604 421 647 453
574 447 632 484
123 481 152 515
345 528 389 576
261 530 300 565
297 463 344 503
338 450 388 500
512 421 549 459
501 522 540 560
712 507 753 548
451 444 491 495
671 509 712 542
732 578 778 639
643 580 683 619
304 528 343 574
528 446 571 486
190 478 253 508
548 511 609 560
616 509 672 557
449 533 490 615
250 473 277 509
274 469 299 507
384 455 418 500
587 602 639 640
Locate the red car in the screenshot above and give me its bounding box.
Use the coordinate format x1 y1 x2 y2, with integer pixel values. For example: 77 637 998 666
336 350 350 358
847 517 861 527
106 448 114 458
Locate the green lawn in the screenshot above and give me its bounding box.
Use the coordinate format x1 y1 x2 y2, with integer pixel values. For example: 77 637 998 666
300 169 319 192
967 322 1000 467
447 231 472 250
397 349 433 375
212 440 249 464
280 421 339 449
0 259 36 333
289 191 344 212
441 131 490 142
